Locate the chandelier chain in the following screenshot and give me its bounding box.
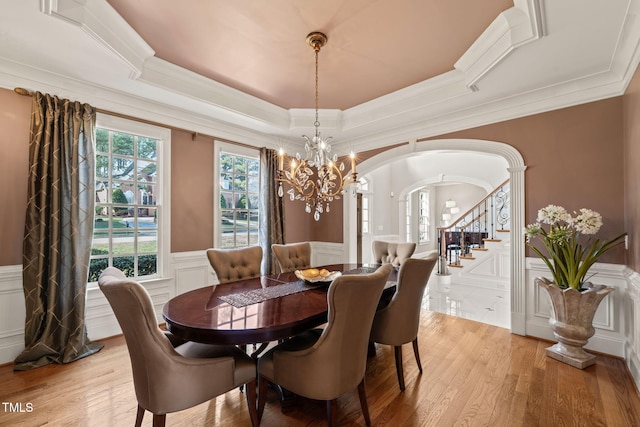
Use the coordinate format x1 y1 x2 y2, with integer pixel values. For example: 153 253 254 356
314 48 320 132
275 31 357 221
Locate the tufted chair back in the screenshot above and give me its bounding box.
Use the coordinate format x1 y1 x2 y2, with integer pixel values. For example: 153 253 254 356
206 246 263 284
257 264 393 425
370 254 438 390
272 242 312 272
372 240 416 267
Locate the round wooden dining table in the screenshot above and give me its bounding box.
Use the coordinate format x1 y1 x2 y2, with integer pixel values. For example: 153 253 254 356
162 263 396 346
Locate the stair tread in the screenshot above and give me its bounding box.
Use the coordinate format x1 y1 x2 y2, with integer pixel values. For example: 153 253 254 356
448 264 463 268
483 238 502 242
497 229 510 233
473 247 489 251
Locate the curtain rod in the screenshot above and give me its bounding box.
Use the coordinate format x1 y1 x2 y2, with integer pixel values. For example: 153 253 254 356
13 87 258 148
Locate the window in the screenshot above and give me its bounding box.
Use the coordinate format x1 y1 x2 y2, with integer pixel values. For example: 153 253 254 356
216 143 260 248
359 178 370 234
361 196 370 234
419 190 430 243
89 115 170 282
406 196 412 242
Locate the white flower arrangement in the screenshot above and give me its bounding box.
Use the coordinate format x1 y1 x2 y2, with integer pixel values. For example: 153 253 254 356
525 205 625 289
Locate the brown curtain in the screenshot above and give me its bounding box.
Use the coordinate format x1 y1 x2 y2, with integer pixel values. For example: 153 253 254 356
259 147 284 275
15 92 103 370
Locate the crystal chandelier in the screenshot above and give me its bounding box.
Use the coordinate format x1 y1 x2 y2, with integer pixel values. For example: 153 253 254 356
277 32 357 221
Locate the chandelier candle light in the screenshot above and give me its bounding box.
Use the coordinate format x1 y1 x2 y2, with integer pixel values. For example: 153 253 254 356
276 31 357 221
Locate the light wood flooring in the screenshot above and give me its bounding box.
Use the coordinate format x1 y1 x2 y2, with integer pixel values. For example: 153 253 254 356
1 311 639 426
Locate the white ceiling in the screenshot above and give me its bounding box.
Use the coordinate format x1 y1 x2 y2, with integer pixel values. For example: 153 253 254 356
0 0 639 152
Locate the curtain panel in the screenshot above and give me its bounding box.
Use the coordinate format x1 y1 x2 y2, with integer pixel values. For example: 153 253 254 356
15 92 103 370
259 147 284 275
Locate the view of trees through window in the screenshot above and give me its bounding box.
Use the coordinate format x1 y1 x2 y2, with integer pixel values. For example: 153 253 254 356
219 152 259 248
89 127 159 281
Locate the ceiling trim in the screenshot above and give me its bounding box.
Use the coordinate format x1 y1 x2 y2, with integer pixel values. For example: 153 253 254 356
40 0 154 78
1 0 634 155
455 0 544 88
37 0 548 135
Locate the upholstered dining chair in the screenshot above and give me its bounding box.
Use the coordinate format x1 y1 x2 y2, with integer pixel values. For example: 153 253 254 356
370 254 438 391
257 263 393 426
371 240 417 267
207 245 263 284
271 242 312 273
98 267 259 427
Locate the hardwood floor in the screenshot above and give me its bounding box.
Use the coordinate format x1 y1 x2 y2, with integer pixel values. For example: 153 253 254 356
1 311 639 426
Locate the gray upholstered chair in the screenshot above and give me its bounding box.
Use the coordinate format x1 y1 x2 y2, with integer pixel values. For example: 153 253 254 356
98 267 258 427
206 246 263 284
370 254 438 391
271 242 312 273
371 240 416 267
257 264 393 426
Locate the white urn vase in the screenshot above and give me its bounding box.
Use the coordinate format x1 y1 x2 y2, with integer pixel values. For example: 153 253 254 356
535 277 614 369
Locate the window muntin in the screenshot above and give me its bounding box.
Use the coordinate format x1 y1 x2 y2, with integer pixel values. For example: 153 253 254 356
90 117 168 282
361 196 370 234
406 196 412 242
419 190 430 243
359 178 370 235
219 151 260 248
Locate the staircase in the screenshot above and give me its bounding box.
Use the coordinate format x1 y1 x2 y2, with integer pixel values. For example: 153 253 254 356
436 179 510 290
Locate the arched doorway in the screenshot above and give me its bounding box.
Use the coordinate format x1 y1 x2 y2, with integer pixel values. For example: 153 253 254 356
343 139 527 334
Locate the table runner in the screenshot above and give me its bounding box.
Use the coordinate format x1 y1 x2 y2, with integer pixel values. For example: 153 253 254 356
218 281 326 308
217 266 392 308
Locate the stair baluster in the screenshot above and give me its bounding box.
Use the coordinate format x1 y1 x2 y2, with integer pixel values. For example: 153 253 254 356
436 179 510 274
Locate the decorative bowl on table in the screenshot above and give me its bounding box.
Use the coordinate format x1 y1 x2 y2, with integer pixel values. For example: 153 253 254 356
295 268 341 283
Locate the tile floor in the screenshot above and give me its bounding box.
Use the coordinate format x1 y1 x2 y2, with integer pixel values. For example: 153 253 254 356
422 273 511 329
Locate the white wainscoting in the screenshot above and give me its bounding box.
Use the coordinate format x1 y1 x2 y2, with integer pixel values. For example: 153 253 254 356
624 269 640 392
0 244 347 365
310 241 347 266
0 250 207 366
0 265 26 366
525 258 627 358
3 249 639 392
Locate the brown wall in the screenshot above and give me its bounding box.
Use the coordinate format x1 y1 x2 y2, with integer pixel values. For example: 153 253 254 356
170 131 215 252
0 86 629 265
623 66 640 272
428 98 626 263
0 89 31 265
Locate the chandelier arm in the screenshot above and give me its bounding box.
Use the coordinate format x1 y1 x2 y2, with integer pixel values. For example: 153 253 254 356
275 31 358 221
277 161 319 200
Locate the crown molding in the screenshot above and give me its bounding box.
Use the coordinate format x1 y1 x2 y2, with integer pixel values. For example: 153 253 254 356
139 57 291 132
0 59 277 148
40 0 154 78
36 0 549 138
455 1 544 88
6 0 634 154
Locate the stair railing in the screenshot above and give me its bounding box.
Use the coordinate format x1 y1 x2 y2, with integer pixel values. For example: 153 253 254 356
436 179 510 274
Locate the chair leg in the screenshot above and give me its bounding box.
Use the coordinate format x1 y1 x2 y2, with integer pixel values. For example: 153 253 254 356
152 414 166 427
394 345 405 391
257 375 269 423
135 405 145 427
357 378 372 426
245 379 259 427
412 338 423 373
326 399 338 427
